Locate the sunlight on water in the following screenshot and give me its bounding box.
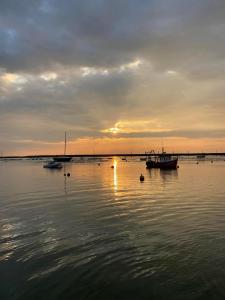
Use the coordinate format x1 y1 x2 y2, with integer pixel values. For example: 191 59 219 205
0 158 225 299
113 159 118 193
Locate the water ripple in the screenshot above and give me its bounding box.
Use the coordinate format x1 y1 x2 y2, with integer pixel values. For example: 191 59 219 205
1 161 225 299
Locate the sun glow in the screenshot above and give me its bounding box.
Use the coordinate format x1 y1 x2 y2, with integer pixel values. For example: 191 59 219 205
102 119 170 135
111 127 120 134
102 125 120 134
1 73 27 84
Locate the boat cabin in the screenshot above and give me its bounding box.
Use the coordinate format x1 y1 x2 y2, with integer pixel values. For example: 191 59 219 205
159 152 172 162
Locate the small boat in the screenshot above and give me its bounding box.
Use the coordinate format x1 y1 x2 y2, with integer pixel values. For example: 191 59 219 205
146 149 178 169
53 132 72 162
88 157 100 161
43 161 63 169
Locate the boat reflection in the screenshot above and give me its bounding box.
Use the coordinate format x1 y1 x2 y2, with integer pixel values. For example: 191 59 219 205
62 163 73 196
147 168 178 185
146 168 158 179
160 169 178 185
64 175 68 195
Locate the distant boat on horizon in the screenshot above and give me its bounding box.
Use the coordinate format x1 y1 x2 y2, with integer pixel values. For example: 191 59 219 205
53 132 72 162
196 154 205 159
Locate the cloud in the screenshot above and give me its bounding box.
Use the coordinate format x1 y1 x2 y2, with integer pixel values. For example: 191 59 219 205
0 0 225 74
112 129 225 139
0 0 225 153
0 64 139 145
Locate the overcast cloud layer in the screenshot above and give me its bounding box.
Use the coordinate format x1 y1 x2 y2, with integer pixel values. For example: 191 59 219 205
0 0 225 154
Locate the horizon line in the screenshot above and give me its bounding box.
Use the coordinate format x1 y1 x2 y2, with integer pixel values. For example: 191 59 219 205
1 152 225 159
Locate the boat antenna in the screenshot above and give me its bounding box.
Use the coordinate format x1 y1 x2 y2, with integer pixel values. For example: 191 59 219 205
161 138 164 153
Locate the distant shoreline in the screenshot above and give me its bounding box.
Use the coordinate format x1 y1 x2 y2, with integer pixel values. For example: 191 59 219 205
1 152 225 159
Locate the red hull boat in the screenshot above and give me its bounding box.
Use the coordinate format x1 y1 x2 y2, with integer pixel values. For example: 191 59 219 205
146 150 178 169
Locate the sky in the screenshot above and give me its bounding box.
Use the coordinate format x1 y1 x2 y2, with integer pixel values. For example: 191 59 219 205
0 0 225 155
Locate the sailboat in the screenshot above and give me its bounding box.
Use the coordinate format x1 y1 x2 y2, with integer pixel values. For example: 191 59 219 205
53 132 72 162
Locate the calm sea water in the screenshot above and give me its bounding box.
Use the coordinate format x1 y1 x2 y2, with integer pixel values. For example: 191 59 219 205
1 158 225 300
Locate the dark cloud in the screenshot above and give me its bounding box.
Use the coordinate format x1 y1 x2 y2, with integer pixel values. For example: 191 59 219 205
1 0 225 73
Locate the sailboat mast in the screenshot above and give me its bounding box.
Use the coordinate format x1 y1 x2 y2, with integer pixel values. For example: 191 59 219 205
64 132 67 155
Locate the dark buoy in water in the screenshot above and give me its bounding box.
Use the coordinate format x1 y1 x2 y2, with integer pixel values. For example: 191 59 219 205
196 161 199 164
98 163 101 166
64 173 66 176
140 174 144 182
111 165 114 168
67 173 70 177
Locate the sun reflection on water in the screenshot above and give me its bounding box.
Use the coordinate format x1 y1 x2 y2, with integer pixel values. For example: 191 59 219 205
113 159 118 193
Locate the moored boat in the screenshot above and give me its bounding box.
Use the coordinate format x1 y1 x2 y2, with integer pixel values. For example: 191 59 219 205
43 161 63 169
146 150 178 169
53 156 72 162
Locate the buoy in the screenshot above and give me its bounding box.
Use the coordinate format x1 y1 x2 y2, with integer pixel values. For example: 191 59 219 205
98 163 101 166
67 173 70 177
111 165 114 168
196 162 199 164
64 173 66 176
140 174 144 182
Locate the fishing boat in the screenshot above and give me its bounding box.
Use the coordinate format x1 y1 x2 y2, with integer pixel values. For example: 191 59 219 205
53 132 72 162
43 161 63 169
146 149 178 169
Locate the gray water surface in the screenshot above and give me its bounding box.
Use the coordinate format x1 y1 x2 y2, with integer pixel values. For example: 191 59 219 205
0 159 225 299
